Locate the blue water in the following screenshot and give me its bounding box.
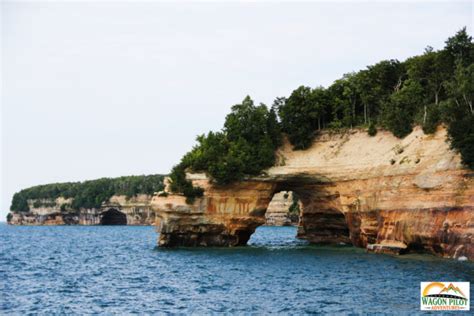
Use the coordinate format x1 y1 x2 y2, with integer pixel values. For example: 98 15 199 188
1 224 472 314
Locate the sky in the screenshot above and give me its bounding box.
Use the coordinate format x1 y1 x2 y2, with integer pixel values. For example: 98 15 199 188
1 1 472 221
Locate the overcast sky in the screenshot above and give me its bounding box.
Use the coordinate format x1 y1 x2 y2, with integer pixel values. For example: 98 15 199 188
1 1 472 220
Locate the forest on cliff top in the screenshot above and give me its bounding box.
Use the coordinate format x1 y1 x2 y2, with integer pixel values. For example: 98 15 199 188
169 28 474 202
10 175 165 213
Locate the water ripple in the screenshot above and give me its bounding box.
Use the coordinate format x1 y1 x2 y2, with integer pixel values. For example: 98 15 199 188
1 224 473 314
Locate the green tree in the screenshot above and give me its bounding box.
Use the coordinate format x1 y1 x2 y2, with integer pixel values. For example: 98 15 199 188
368 121 377 136
406 50 451 125
356 60 405 125
443 59 474 169
448 115 474 169
445 27 474 66
310 87 329 130
446 62 474 115
341 73 361 127
225 96 267 143
382 79 424 138
327 79 349 127
169 96 282 196
267 105 283 148
278 86 320 149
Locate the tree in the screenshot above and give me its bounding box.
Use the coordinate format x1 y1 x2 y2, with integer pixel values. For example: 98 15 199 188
278 86 320 149
354 70 372 125
10 194 29 212
311 87 329 130
382 79 424 138
341 73 361 127
170 96 282 194
267 105 283 148
443 58 474 170
448 114 474 169
225 96 267 143
446 62 474 114
327 79 350 127
445 27 474 66
406 50 451 124
368 121 377 136
356 60 405 125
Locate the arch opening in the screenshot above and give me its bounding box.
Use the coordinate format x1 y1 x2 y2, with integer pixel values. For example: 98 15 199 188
250 183 353 247
264 191 301 227
100 208 127 225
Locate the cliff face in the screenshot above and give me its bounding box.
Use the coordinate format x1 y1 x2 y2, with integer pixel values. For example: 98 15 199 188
7 194 156 225
152 126 474 260
265 191 298 226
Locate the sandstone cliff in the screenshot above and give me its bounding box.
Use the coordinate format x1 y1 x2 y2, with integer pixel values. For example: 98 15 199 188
7 194 156 225
152 126 474 260
265 191 299 226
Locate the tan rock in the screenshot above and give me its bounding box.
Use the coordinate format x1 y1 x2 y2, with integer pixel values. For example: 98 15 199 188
153 126 474 260
265 191 298 226
7 194 157 226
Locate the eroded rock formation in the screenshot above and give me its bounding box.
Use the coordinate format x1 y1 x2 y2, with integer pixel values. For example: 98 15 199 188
7 194 156 225
152 127 474 260
265 191 299 226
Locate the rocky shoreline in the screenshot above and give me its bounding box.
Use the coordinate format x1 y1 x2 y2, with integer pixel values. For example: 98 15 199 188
7 194 156 226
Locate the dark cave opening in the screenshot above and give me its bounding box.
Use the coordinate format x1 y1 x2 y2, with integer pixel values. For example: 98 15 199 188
100 208 127 225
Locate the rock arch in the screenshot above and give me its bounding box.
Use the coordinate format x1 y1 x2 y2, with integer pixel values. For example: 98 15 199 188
153 176 356 248
152 128 474 260
152 171 473 260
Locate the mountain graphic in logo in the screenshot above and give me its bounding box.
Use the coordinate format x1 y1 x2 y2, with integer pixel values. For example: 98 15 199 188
439 283 467 298
423 282 467 300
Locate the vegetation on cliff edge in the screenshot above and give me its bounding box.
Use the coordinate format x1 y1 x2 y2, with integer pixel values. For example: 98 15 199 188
10 175 165 213
169 28 473 201
169 96 282 202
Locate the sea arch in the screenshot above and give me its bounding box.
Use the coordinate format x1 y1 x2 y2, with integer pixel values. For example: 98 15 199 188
153 175 359 248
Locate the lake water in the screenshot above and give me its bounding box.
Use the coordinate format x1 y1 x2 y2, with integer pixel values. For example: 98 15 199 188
1 224 472 314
